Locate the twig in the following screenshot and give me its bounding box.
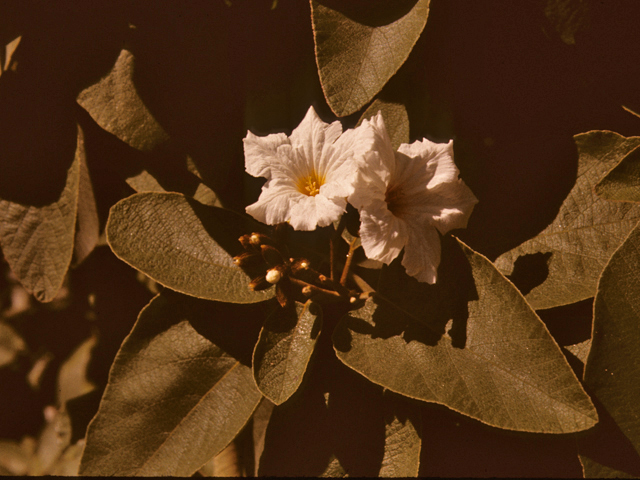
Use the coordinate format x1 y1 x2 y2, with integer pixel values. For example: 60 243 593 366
340 237 359 286
289 277 342 297
329 217 347 281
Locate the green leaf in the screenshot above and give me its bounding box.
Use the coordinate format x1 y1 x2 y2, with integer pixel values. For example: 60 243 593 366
49 440 84 476
251 398 274 476
579 223 640 475
595 145 640 203
1 36 20 75
252 300 322 405
0 125 84 302
579 455 638 478
311 0 430 116
577 399 640 477
106 192 273 303
126 169 221 207
334 237 598 433
564 338 592 366
125 169 165 194
0 439 30 475
57 336 96 407
72 148 99 266
77 49 169 151
0 321 26 368
80 294 264 476
258 349 420 476
495 131 640 309
192 183 222 208
379 392 421 477
358 99 409 150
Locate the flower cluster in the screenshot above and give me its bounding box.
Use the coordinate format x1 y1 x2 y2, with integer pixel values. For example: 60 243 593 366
243 106 477 284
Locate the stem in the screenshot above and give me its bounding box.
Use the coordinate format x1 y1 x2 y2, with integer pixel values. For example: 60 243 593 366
340 237 359 286
330 235 336 282
329 217 347 282
289 277 341 297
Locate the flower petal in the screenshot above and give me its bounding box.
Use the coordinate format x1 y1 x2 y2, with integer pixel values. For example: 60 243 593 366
320 157 358 200
364 113 397 176
395 140 457 191
290 106 343 177
358 200 408 265
324 117 377 179
288 194 346 231
401 224 441 284
243 130 290 180
424 179 478 234
246 183 298 226
348 115 397 209
269 144 311 185
393 139 478 235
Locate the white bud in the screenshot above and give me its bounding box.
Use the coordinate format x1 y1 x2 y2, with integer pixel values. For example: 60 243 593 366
249 234 261 245
265 268 282 284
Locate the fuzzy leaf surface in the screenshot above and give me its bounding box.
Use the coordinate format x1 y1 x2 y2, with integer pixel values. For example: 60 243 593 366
106 192 273 303
72 148 99 265
358 99 410 150
126 169 221 207
311 0 430 116
258 349 420 476
579 455 638 478
57 336 96 407
77 49 169 151
580 223 640 476
495 131 640 309
80 294 263 476
253 301 322 405
379 393 421 477
595 145 640 203
0 125 83 302
334 238 598 433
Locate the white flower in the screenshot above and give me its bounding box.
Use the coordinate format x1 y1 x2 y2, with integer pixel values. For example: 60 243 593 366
349 114 478 284
244 106 374 231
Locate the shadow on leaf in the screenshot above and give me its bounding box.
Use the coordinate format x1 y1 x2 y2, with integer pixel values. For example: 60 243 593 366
339 236 477 351
188 197 268 264
579 394 640 477
162 290 266 367
314 0 419 27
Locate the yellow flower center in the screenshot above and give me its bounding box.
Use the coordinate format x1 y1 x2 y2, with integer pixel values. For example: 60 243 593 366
297 171 325 197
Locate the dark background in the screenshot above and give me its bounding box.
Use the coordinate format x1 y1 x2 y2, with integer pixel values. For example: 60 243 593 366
2 0 640 476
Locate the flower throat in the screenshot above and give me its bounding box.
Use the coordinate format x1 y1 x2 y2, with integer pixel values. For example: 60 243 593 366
297 170 325 197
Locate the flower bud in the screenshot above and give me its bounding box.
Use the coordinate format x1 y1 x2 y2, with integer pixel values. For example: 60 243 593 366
266 268 282 284
233 252 260 267
290 259 310 275
238 234 255 250
249 276 270 291
250 233 262 245
261 245 284 267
